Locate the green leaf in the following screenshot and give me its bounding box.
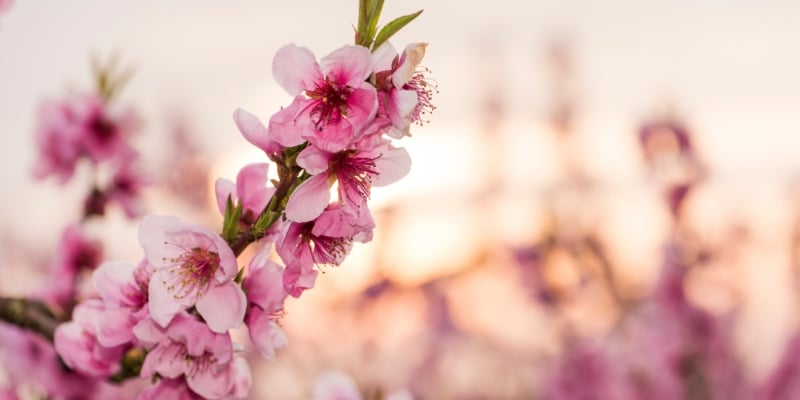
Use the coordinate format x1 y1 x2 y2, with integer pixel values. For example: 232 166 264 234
358 0 369 37
221 195 243 242
365 0 385 47
372 10 423 52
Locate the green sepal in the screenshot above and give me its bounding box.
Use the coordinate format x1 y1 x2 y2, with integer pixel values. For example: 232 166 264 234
364 0 385 47
252 210 280 238
233 267 246 284
282 142 308 169
372 10 423 52
221 195 243 243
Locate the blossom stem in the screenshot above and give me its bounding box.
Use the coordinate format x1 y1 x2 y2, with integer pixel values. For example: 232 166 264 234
228 152 306 257
0 297 62 341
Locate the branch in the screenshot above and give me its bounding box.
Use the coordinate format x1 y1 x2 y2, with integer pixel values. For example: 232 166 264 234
0 297 62 341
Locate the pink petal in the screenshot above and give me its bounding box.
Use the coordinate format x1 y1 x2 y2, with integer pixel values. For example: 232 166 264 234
234 108 281 154
388 89 418 131
187 361 235 400
196 281 247 333
320 45 373 88
148 271 190 328
313 371 362 400
246 308 288 359
230 357 253 399
283 248 318 298
132 316 166 346
93 261 137 307
305 121 355 153
393 42 428 88
344 86 379 133
372 146 411 187
146 343 186 379
244 254 287 313
372 42 398 73
273 44 323 96
96 309 135 347
268 97 312 147
236 163 273 215
138 215 183 267
297 146 333 175
285 174 331 222
214 177 236 215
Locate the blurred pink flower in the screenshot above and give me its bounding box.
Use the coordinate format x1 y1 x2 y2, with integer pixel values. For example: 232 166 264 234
269 44 378 153
54 299 126 378
134 313 249 399
313 371 362 400
0 0 13 14
34 223 102 308
32 94 136 183
543 340 635 400
106 157 150 219
139 215 245 333
0 324 99 399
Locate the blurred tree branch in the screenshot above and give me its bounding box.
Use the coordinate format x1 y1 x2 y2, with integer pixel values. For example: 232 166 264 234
0 297 61 341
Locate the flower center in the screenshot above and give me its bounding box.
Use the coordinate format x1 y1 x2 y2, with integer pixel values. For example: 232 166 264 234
184 349 217 377
89 114 117 143
301 223 352 266
331 151 378 207
164 247 220 300
305 78 351 131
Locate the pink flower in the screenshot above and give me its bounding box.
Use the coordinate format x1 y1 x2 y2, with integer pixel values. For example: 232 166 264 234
269 44 378 153
243 250 288 359
0 324 99 399
92 260 149 347
277 204 374 297
32 94 137 183
139 215 246 333
215 162 275 223
54 299 126 378
0 0 13 14
313 371 362 400
34 223 102 308
106 157 150 219
285 137 410 223
134 313 251 399
543 341 635 400
372 42 435 138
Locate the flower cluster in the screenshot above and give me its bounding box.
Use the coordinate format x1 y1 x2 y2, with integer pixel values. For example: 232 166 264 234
51 3 433 398
32 71 148 219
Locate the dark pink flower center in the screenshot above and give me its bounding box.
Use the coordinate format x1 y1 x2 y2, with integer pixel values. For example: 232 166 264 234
88 114 118 143
300 223 351 266
164 247 220 300
305 78 351 130
331 150 379 208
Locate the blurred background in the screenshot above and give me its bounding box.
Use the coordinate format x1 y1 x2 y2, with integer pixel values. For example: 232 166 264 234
2 0 800 398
